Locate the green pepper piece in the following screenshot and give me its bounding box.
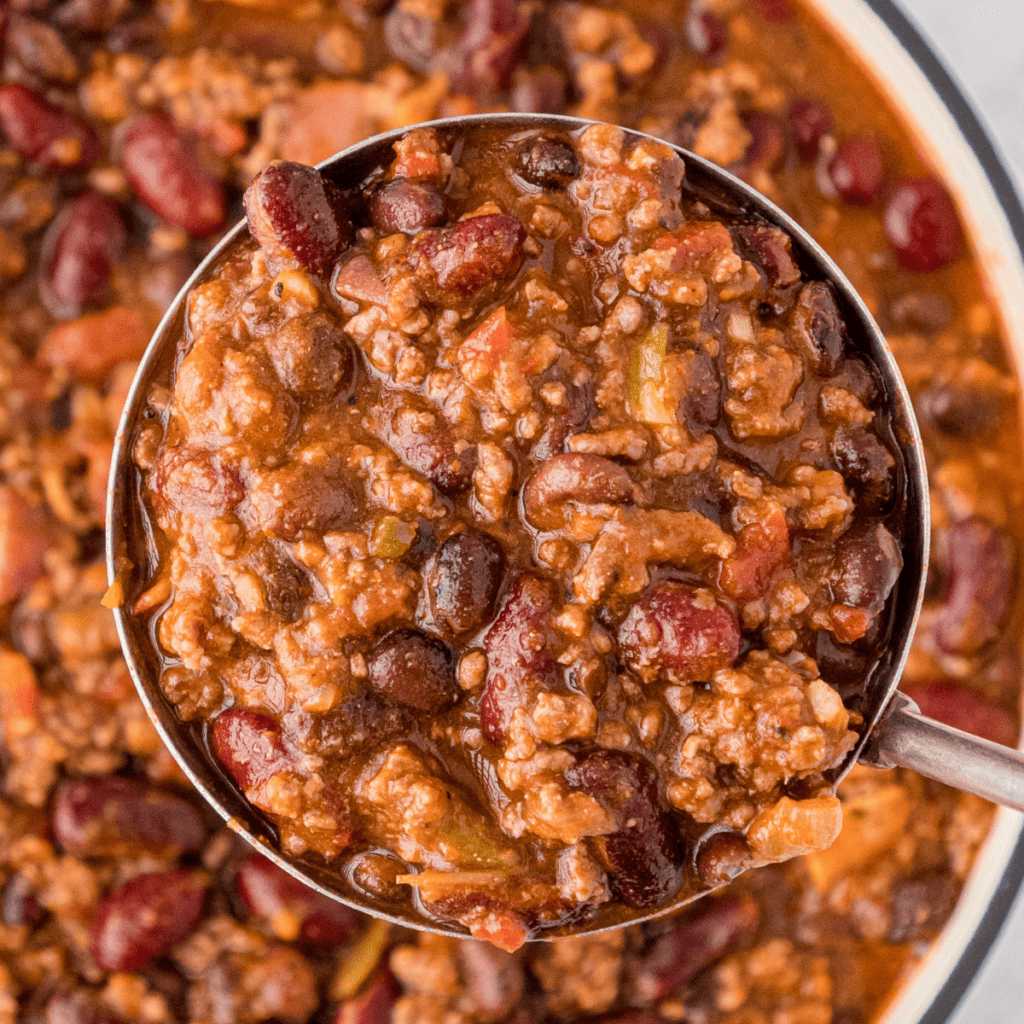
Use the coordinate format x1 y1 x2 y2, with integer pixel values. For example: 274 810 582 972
369 516 417 558
333 920 390 999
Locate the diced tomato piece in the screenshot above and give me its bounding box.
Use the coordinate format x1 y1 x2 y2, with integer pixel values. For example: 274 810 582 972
458 306 513 376
468 908 528 952
830 604 872 644
0 650 40 741
718 510 791 603
653 221 735 273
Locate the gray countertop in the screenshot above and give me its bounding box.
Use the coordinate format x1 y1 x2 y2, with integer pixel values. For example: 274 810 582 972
896 2 1024 1020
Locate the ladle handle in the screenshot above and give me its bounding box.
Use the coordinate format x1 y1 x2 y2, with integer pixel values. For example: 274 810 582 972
862 692 1024 811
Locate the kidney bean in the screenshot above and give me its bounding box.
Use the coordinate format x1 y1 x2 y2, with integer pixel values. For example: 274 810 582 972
210 708 294 791
333 970 398 1024
901 680 1016 747
44 991 125 1024
523 453 636 531
263 310 355 403
427 529 505 635
0 84 100 170
884 176 962 272
383 7 439 73
885 289 954 334
480 575 558 743
509 65 568 114
152 445 245 521
734 224 800 287
89 869 208 971
368 178 446 234
828 425 895 512
568 752 685 908
792 280 845 376
305 693 411 760
52 777 205 858
122 113 226 235
718 508 790 603
244 160 353 276
367 628 458 713
456 941 524 1021
685 7 727 61
530 382 594 460
789 97 833 161
0 485 50 604
829 522 902 616
7 17 78 83
379 405 476 494
1 873 44 927
627 894 759 1001
262 555 313 622
447 0 531 96
248 462 356 541
619 581 740 684
751 0 796 21
827 136 884 205
517 136 579 189
886 873 958 943
55 0 132 32
235 853 360 944
39 190 126 319
405 213 526 306
741 112 785 174
919 378 1004 438
934 517 1013 655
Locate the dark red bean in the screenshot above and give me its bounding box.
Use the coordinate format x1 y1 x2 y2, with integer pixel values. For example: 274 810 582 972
619 582 740 684
366 628 458 713
523 453 636 531
151 446 245 521
303 693 412 761
828 425 895 512
685 7 727 61
788 98 833 161
934 517 1013 655
377 404 476 493
235 853 360 945
383 7 438 74
480 575 558 743
1 873 44 927
901 680 1017 747
262 554 313 622
210 708 294 791
248 462 356 541
509 65 568 114
750 0 795 21
122 113 226 235
52 777 205 858
829 522 902 615
827 136 884 205
44 991 125 1024
244 160 353 276
55 0 132 32
405 213 526 306
89 869 208 972
530 382 593 460
627 894 759 1001
919 378 1004 438
263 310 355 402
884 176 962 272
427 529 505 635
790 280 845 376
39 190 126 320
885 290 954 334
7 17 78 83
741 111 785 173
0 84 100 170
456 941 524 1020
447 0 531 96
567 752 685 908
734 223 800 287
333 971 399 1024
369 178 446 235
517 136 579 189
886 873 958 943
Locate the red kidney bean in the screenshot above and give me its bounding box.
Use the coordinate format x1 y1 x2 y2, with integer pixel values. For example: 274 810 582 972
7 17 78 83
378 404 476 494
919 378 1004 438
685 7 727 61
510 65 568 114
447 0 531 96
568 752 685 908
829 522 902 615
456 940 524 1020
383 7 439 74
244 160 353 276
791 280 845 376
627 894 759 1001
734 224 800 287
901 680 1016 747
828 425 895 512
55 0 132 32
368 178 446 234
263 310 355 403
934 517 1013 655
517 136 580 189
235 853 360 945
523 453 636 531
367 628 458 713
427 529 505 635
53 777 205 858
248 462 356 541
151 446 245 521
0 84 100 171
305 693 412 761
39 190 126 319
788 97 833 161
333 971 399 1024
751 0 796 21
884 176 962 272
619 581 740 684
122 113 226 235
886 873 958 943
741 111 785 174
718 508 790 603
480 575 558 744
89 869 208 972
1 873 44 927
826 136 884 205
531 382 594 460
210 708 294 791
405 213 526 306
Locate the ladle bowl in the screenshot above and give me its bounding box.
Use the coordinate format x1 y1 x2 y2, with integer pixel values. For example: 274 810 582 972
105 112 1019 942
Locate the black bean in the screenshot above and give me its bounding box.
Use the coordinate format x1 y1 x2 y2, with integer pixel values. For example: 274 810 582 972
792 281 845 376
367 628 459 713
828 425 895 512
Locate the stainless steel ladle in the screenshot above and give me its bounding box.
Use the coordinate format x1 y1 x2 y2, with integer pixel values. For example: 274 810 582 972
105 112 1024 941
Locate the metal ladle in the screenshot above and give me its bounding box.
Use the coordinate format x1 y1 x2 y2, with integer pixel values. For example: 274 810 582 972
105 113 1024 941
